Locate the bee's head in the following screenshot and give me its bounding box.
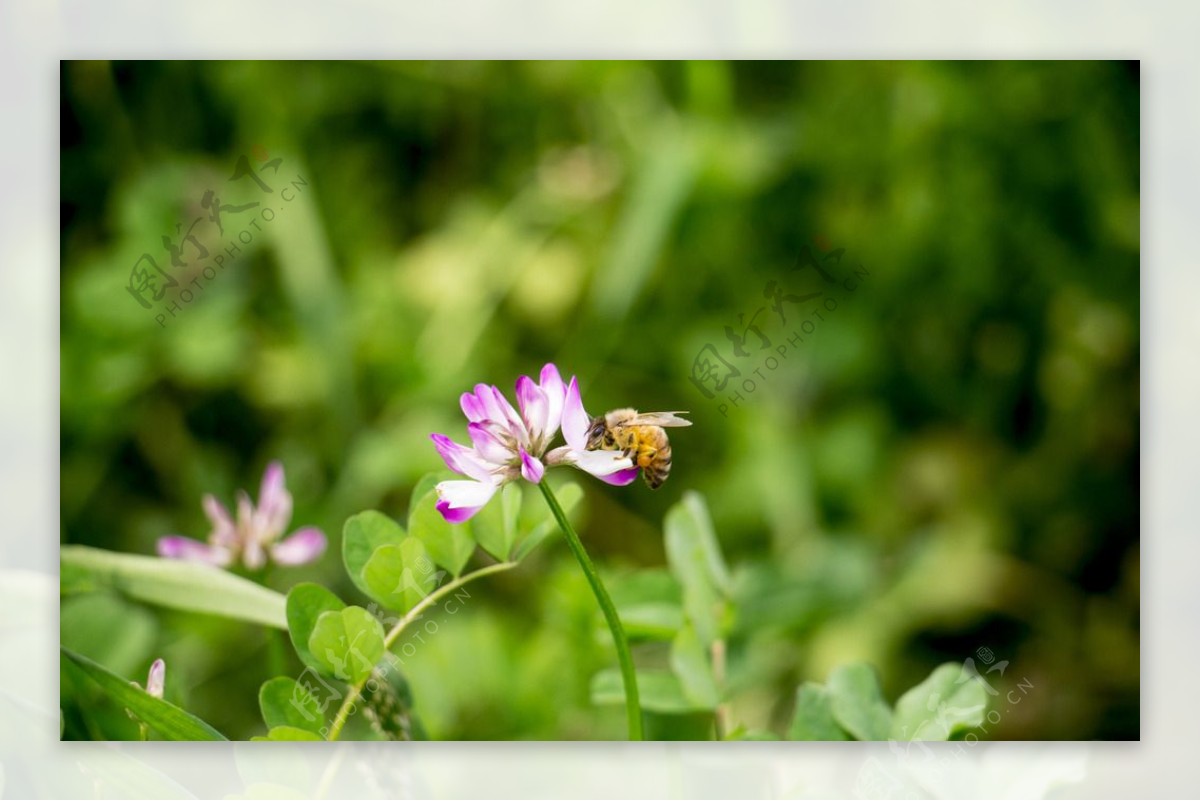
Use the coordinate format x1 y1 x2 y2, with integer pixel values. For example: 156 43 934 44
585 416 607 449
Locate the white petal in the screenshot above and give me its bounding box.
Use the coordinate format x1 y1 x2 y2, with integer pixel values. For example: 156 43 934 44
563 448 635 477
146 659 165 699
540 363 566 437
520 448 545 483
561 377 591 451
516 375 549 442
435 478 500 510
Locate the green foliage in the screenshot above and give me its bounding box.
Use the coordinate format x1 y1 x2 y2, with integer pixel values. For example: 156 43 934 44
512 482 583 561
258 677 326 736
61 546 287 630
470 482 522 562
596 492 730 727
826 663 893 740
664 491 732 646
891 662 990 740
361 539 438 612
60 593 157 679
410 490 476 577
285 583 346 673
253 474 586 740
253 726 324 741
788 683 849 741
342 510 408 600
670 624 721 709
62 648 226 741
590 669 710 715
308 607 386 685
60 61 1138 740
788 661 990 742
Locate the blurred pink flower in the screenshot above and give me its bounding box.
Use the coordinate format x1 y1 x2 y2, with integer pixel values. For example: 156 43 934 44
157 461 326 569
145 658 165 699
130 658 165 700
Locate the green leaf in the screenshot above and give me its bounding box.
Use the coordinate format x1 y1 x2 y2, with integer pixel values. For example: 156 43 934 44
252 726 324 741
407 472 452 529
409 490 476 577
61 545 287 629
620 602 685 639
362 538 440 612
286 583 345 674
664 492 730 645
669 624 720 709
590 668 711 714
827 663 893 741
678 492 732 593
61 647 227 741
788 682 850 740
891 662 990 741
513 481 583 561
611 568 684 640
308 607 386 685
724 726 782 741
60 593 157 679
469 482 521 561
342 511 407 601
258 676 326 735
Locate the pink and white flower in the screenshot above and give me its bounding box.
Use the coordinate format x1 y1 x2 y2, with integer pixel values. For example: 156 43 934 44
144 658 165 699
157 461 327 569
430 363 638 523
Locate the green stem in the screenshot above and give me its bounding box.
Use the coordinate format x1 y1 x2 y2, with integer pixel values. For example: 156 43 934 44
537 480 643 741
325 560 517 741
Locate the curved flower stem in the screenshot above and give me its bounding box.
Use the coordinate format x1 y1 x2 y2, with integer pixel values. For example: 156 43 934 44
537 480 643 741
325 560 517 741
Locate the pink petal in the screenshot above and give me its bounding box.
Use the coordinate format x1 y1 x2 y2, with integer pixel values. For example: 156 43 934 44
146 658 165 699
430 434 497 483
270 527 328 565
515 375 549 441
255 461 293 539
202 494 237 549
595 466 640 486
519 448 545 483
156 536 233 566
489 384 529 442
474 383 505 424
539 363 566 436
467 422 514 465
561 377 591 451
460 392 487 422
436 499 485 523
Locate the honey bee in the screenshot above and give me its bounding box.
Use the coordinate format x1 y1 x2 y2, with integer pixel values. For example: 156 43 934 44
585 409 692 489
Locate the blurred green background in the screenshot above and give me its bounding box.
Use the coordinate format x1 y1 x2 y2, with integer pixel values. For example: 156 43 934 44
60 60 1139 740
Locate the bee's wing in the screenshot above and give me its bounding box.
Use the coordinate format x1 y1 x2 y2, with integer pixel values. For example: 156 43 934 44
624 411 693 428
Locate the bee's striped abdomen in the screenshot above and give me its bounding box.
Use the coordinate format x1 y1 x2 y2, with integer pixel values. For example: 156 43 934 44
643 443 671 489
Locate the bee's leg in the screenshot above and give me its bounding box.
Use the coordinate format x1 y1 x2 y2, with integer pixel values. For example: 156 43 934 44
637 447 657 469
